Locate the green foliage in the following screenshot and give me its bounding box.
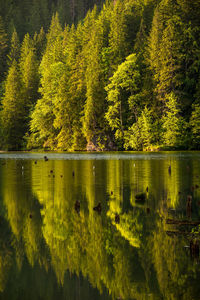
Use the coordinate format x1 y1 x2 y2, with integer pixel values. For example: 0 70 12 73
105 53 141 148
7 29 20 66
1 61 25 150
19 34 39 106
0 0 101 39
33 27 46 60
148 0 200 111
27 14 63 149
108 0 140 71
1 0 200 150
1 158 200 298
82 6 111 149
162 93 188 148
190 103 200 149
124 106 160 150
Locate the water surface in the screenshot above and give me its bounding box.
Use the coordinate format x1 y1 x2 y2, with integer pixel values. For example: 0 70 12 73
0 151 200 300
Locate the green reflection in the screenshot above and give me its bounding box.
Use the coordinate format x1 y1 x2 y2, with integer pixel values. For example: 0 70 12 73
0 153 200 299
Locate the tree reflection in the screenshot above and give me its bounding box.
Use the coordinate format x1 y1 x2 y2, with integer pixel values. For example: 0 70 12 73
0 155 200 299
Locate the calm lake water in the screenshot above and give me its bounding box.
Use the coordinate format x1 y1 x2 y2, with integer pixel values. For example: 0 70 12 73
0 151 200 300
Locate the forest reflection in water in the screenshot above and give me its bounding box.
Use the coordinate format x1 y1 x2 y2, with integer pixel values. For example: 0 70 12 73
0 152 200 299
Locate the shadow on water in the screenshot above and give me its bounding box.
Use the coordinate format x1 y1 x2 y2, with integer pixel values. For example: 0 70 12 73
0 152 200 299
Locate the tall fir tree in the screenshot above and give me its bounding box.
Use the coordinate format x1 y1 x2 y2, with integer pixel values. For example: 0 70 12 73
28 13 63 149
19 33 39 114
109 0 140 72
33 27 46 61
105 53 141 149
189 103 200 149
82 6 110 150
124 106 160 150
53 23 86 150
162 92 188 148
1 61 25 150
7 28 20 66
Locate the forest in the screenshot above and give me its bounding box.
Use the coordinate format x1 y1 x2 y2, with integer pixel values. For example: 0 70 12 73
0 0 200 151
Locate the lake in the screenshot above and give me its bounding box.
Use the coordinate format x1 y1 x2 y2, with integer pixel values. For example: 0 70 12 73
0 151 200 300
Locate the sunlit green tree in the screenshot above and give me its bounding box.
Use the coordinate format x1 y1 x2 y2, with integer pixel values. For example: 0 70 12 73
190 103 200 149
1 61 25 149
19 33 39 109
82 5 111 150
7 28 20 66
125 106 160 150
162 92 188 148
105 53 141 149
28 13 63 149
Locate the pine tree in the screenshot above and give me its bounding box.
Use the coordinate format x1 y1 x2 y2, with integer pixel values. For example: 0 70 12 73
33 27 46 61
109 0 141 72
82 6 111 150
105 53 141 149
162 93 188 148
54 22 87 150
190 103 200 149
28 13 63 149
19 33 39 109
7 28 20 66
124 106 160 150
1 61 25 150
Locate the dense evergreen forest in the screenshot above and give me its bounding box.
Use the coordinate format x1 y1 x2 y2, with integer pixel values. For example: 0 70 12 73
0 0 200 151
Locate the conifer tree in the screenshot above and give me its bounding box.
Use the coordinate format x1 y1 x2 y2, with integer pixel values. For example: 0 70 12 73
19 33 39 109
190 103 200 149
82 6 111 149
52 65 74 150
7 29 20 66
162 93 188 148
105 54 141 149
33 27 46 61
53 8 102 151
109 0 140 72
28 13 63 149
54 20 87 150
124 106 159 150
1 61 25 150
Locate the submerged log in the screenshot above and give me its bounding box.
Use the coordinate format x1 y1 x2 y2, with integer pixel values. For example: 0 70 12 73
75 200 80 213
135 192 146 202
93 202 101 213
